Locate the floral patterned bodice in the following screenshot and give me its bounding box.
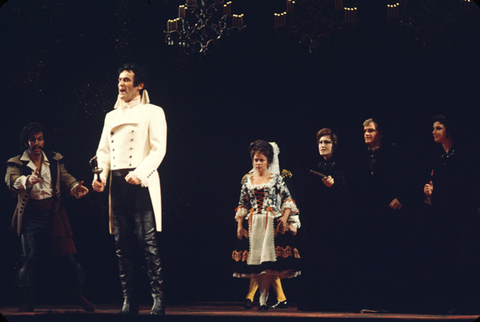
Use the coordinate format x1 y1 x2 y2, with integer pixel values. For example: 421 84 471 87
235 173 296 219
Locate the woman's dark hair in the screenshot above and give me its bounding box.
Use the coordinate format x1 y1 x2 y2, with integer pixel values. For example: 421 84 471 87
118 63 149 89
249 140 273 164
433 114 456 140
316 128 338 151
19 122 44 150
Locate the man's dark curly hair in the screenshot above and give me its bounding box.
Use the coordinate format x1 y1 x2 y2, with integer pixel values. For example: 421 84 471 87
19 122 44 150
118 63 149 90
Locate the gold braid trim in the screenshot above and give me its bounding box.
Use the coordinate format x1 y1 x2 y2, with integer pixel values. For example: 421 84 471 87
240 173 248 185
275 246 301 259
232 250 249 262
281 169 292 178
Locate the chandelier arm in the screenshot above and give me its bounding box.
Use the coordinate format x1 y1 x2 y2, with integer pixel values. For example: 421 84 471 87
165 0 244 55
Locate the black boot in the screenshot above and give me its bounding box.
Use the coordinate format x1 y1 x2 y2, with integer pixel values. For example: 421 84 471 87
116 256 138 314
18 288 35 312
142 219 165 315
119 297 139 315
150 295 165 315
117 266 138 315
147 250 165 316
114 223 138 315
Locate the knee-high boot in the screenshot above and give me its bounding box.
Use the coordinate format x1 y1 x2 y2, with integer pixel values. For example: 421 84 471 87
117 251 138 314
143 225 165 315
114 230 138 315
114 211 139 315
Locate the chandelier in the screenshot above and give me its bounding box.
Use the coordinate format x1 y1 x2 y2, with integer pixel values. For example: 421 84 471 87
165 0 246 55
393 0 477 46
273 0 477 53
273 0 358 54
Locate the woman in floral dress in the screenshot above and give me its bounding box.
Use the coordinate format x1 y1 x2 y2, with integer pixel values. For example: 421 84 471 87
232 140 300 310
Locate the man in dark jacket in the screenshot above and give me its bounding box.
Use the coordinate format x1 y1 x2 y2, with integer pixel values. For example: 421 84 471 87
5 122 94 312
350 118 409 312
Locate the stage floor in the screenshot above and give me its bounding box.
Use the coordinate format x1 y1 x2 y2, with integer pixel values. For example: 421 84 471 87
1 302 479 321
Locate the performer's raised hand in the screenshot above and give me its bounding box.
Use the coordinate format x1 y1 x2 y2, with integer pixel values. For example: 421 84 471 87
424 181 433 196
27 169 43 185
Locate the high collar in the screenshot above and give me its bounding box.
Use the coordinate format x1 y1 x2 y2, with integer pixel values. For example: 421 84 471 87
113 89 150 110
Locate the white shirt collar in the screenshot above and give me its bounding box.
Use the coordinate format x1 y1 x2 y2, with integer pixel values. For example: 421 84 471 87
20 150 50 170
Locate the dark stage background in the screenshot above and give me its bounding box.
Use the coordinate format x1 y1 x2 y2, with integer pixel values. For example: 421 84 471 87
1 0 480 311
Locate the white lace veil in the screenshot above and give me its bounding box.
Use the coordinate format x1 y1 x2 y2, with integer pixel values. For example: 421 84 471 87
251 141 280 176
268 142 280 175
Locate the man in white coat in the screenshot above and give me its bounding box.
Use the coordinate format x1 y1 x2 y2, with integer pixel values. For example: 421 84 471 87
92 63 167 315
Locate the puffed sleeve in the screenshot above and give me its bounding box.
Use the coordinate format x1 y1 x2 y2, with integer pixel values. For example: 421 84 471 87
277 175 299 215
235 178 250 221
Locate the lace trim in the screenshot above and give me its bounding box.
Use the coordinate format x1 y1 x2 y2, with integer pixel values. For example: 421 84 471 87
244 173 277 190
232 250 249 262
232 246 300 263
133 171 150 188
234 207 248 219
282 199 298 214
275 246 301 259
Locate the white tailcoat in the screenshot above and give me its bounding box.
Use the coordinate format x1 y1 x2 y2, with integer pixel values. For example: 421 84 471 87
96 93 167 234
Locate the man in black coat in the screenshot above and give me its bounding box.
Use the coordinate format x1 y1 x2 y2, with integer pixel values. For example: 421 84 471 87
349 118 410 313
5 122 94 312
